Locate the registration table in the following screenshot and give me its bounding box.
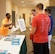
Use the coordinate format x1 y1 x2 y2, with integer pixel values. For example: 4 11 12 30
0 35 27 54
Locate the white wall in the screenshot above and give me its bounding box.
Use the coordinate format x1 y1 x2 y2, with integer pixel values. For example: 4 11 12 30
6 0 12 15
44 0 50 9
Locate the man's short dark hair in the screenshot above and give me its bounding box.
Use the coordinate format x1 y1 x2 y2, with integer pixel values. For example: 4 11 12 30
6 13 10 16
31 9 36 12
36 3 44 10
45 8 51 14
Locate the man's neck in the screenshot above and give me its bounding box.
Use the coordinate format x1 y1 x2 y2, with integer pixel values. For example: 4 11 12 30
38 10 43 14
6 17 9 21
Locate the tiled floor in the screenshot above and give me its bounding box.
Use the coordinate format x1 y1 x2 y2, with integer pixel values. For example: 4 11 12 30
27 51 34 54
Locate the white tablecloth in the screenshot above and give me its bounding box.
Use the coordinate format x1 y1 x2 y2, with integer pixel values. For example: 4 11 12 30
0 35 25 54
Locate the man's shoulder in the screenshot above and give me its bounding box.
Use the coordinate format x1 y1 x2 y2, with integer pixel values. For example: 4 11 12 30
32 16 38 22
2 18 5 21
49 16 53 20
33 15 39 19
3 18 6 20
2 18 7 23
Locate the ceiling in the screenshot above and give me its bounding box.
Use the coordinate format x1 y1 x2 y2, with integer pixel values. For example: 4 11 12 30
12 0 49 8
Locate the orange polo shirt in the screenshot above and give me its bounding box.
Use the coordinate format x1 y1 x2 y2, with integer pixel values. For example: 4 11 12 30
0 18 9 36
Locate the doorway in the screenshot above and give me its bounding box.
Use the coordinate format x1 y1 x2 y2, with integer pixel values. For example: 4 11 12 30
12 11 15 26
22 13 25 21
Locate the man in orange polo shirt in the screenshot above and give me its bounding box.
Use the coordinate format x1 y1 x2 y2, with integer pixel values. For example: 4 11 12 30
0 13 12 36
30 3 50 54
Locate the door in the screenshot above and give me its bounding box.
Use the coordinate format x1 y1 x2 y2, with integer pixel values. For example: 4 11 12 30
12 11 15 26
22 13 25 21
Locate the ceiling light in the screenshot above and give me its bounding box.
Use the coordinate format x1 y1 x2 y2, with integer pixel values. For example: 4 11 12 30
22 1 24 3
36 1 40 3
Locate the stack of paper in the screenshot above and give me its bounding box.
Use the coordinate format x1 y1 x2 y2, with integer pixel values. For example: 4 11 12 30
4 35 15 41
4 36 11 41
12 38 20 45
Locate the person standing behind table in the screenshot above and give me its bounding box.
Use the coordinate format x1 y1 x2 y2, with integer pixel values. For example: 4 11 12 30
45 8 54 54
30 9 36 38
0 13 12 37
30 9 36 29
30 3 50 54
31 9 36 16
31 9 36 24
31 9 37 52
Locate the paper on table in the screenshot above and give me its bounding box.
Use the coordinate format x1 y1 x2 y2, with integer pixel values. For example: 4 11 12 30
0 35 25 54
18 19 26 32
11 25 19 32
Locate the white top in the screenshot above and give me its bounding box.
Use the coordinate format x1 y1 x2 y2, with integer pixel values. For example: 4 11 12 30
0 35 25 54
